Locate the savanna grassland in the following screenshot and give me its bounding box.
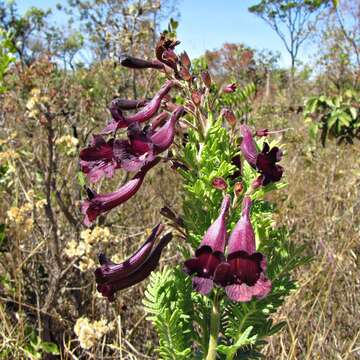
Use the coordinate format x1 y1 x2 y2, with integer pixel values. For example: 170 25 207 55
0 0 359 359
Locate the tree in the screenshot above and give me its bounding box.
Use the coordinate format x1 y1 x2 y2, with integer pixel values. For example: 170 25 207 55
0 1 50 65
248 0 330 87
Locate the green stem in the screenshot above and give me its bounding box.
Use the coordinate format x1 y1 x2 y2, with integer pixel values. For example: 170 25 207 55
206 292 220 360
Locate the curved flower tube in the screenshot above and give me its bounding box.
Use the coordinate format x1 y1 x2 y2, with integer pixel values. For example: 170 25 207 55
102 81 175 133
183 195 231 295
110 98 148 111
81 158 160 226
119 54 165 70
214 197 271 302
151 106 184 152
95 224 172 301
79 135 119 183
240 125 283 186
151 111 169 130
113 106 184 172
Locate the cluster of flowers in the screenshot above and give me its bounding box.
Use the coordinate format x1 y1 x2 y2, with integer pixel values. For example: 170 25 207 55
184 125 283 302
79 32 285 303
79 34 189 301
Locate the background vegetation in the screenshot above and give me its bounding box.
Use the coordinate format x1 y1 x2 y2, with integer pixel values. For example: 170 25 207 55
0 0 359 359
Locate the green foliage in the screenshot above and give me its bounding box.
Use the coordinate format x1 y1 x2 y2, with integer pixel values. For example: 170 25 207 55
143 267 194 359
23 326 60 359
180 120 238 248
218 83 256 121
0 29 15 93
304 89 360 146
144 114 305 358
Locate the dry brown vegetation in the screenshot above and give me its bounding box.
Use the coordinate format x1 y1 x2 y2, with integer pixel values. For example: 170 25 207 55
1 1 360 359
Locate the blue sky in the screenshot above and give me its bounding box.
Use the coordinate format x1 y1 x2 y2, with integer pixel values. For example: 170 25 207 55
15 0 313 67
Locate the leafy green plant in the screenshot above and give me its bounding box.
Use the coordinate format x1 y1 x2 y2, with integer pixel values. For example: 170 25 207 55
304 89 360 146
0 29 16 93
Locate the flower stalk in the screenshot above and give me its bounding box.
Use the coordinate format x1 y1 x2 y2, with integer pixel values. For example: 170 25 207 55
206 291 221 360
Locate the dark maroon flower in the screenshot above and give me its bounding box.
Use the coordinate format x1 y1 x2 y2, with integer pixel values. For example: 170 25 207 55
79 135 119 183
223 83 237 93
81 158 160 226
119 54 164 70
110 98 148 111
240 125 283 186
113 106 184 172
102 81 175 133
214 197 271 302
184 195 230 295
95 224 172 301
230 154 242 180
113 124 154 172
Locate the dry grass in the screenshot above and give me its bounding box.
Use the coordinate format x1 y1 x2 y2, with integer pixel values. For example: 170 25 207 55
263 119 360 360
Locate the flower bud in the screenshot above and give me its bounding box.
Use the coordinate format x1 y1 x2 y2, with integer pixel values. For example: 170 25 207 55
191 91 201 106
212 177 228 191
234 182 244 196
255 128 269 137
223 83 237 93
201 71 212 88
180 51 191 69
179 67 192 81
221 108 237 126
251 176 263 190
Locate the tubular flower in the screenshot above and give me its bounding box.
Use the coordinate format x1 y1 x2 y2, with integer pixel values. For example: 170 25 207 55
81 158 160 226
119 54 164 70
240 125 283 186
214 197 271 302
102 81 175 133
113 106 184 172
110 98 148 111
79 135 119 183
95 224 172 301
183 195 231 295
151 106 184 152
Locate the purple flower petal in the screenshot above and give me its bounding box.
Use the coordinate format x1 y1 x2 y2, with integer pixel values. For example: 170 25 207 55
95 224 163 284
120 54 165 70
256 143 283 185
97 231 172 301
225 274 271 302
79 136 119 183
151 106 184 153
81 158 160 226
198 195 231 253
183 195 231 295
110 98 148 111
125 81 175 124
192 277 214 295
240 125 258 167
227 197 255 255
